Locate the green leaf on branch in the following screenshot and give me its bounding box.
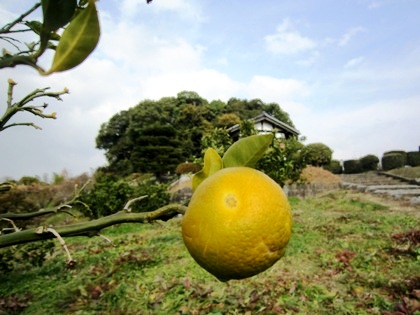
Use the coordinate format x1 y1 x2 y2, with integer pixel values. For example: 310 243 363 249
222 134 273 168
42 0 77 33
192 148 223 191
24 20 43 35
42 0 100 75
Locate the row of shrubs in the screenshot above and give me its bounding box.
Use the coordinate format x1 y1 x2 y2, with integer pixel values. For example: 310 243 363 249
325 150 420 174
381 150 420 171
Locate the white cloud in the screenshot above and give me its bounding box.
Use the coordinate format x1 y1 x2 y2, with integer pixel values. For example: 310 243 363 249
142 69 244 101
246 75 309 101
99 19 205 75
338 27 365 47
265 19 316 54
344 56 365 68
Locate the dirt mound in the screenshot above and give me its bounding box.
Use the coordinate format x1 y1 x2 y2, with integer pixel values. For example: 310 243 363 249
300 166 342 184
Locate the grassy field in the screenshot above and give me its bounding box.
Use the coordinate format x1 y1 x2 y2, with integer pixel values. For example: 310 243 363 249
388 166 420 179
1 189 419 314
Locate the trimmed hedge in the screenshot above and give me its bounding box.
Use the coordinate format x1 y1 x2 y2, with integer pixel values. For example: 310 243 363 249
383 150 407 165
407 151 420 167
343 159 362 174
324 160 343 174
381 153 405 171
360 154 379 171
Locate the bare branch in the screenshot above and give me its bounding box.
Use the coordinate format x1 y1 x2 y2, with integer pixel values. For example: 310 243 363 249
0 2 41 34
1 122 42 131
0 54 40 70
45 227 75 265
0 80 69 132
0 207 70 220
123 195 148 211
1 181 91 220
1 218 21 233
0 204 187 248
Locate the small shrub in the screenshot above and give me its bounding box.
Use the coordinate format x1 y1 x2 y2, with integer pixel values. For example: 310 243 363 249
18 176 41 185
343 159 363 174
78 174 170 218
301 143 333 167
381 153 405 171
406 151 420 167
360 154 379 171
383 150 407 165
324 160 342 174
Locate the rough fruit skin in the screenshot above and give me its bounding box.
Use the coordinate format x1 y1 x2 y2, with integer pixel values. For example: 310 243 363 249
182 167 292 281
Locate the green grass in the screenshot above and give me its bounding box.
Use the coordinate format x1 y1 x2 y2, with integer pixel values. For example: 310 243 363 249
388 165 420 179
1 190 419 314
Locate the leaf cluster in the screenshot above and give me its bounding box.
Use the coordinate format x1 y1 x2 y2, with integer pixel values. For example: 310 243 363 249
192 134 274 190
0 0 100 74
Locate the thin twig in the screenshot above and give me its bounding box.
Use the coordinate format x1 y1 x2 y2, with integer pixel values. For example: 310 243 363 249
0 82 69 132
124 195 148 212
1 122 42 131
6 78 16 108
1 181 92 221
1 218 21 233
99 234 115 246
46 227 75 265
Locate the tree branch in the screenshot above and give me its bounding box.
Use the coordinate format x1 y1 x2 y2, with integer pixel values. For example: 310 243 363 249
0 80 68 132
0 204 186 248
0 2 41 34
0 206 75 220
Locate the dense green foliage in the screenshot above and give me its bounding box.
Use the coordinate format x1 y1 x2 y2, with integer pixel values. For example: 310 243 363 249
383 150 407 166
360 154 379 171
301 143 333 167
78 173 170 218
96 91 294 177
1 191 418 314
343 159 363 174
407 151 420 167
197 124 305 187
257 136 305 186
324 159 343 174
381 153 406 171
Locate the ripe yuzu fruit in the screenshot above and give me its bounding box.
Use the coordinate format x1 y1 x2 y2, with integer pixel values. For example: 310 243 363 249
182 167 292 281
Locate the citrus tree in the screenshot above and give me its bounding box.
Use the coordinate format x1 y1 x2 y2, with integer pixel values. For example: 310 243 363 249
1 0 293 281
0 0 183 258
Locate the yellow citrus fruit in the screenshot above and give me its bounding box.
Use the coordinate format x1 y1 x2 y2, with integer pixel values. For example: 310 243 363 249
182 167 292 281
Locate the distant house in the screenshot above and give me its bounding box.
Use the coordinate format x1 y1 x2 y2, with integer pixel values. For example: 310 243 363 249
227 111 300 141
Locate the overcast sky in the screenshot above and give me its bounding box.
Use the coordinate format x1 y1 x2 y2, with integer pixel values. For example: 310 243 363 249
1 0 419 180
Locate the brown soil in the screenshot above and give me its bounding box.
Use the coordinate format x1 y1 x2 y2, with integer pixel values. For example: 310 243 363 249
300 166 342 184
